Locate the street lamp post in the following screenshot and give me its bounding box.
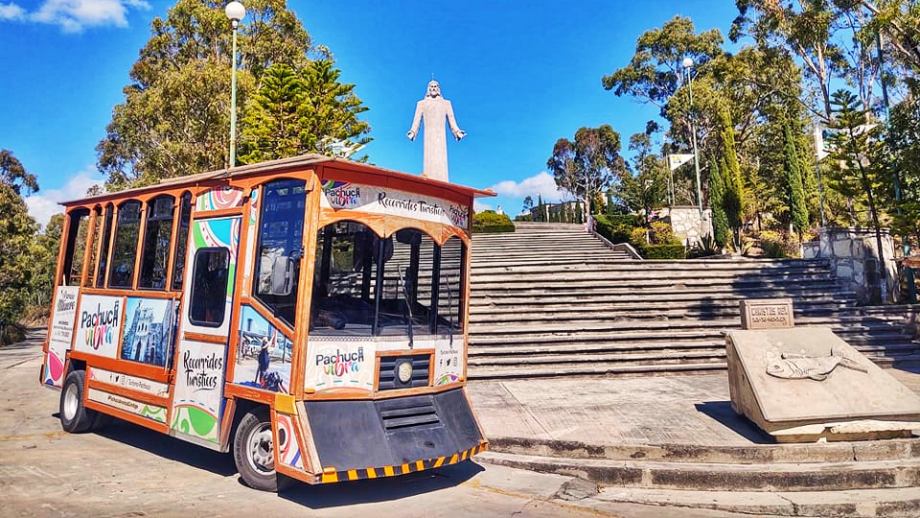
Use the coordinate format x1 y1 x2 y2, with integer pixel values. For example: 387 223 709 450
682 57 703 215
225 1 246 168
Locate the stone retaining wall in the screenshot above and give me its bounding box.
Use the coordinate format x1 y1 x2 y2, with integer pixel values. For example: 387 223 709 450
803 227 898 304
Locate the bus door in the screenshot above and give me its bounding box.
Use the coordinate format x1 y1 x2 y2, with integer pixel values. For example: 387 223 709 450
169 215 241 449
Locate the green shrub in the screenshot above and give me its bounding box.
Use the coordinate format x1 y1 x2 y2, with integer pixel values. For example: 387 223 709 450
513 214 532 222
642 244 686 259
473 210 515 233
594 214 637 243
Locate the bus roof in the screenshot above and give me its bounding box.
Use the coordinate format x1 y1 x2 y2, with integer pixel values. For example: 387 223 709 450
61 153 496 207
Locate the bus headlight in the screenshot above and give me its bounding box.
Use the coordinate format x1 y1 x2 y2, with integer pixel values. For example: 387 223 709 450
397 361 413 384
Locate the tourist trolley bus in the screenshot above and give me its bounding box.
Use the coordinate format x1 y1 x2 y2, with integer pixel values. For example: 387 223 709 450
40 155 492 490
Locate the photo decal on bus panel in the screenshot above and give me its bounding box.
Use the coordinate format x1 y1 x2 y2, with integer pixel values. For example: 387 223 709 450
232 305 292 393
320 180 470 229
73 294 123 359
120 297 178 367
45 285 79 387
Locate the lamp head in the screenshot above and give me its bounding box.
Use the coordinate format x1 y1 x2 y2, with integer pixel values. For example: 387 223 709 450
682 57 694 69
225 1 246 25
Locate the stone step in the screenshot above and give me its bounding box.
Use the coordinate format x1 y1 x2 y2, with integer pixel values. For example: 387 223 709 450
487 436 920 464
468 361 728 379
470 300 857 315
470 265 836 277
468 348 727 366
471 291 858 306
591 486 920 517
469 315 913 336
469 306 865 323
472 273 838 285
469 329 914 347
477 451 920 491
469 339 920 357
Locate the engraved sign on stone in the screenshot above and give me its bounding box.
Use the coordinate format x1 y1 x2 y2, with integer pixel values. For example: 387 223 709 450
740 298 794 330
407 80 466 183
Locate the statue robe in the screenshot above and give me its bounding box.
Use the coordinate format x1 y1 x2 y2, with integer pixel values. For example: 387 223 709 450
409 96 461 182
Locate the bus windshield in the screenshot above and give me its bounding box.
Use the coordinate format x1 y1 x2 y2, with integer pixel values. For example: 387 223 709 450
310 221 464 338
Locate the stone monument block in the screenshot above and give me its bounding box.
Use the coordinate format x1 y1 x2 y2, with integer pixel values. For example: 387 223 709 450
740 298 794 330
726 327 920 442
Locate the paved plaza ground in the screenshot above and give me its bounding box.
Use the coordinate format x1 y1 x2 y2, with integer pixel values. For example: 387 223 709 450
1 332 765 518
469 369 920 447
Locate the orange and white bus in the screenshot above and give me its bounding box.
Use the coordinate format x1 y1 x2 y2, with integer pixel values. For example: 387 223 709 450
40 154 492 490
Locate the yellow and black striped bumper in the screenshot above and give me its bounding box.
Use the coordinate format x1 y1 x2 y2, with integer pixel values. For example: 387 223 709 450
319 441 488 484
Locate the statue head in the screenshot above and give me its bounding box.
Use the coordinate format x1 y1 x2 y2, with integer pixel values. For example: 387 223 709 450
426 80 441 98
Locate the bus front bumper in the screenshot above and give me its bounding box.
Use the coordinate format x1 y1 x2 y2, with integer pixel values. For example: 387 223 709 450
304 387 487 484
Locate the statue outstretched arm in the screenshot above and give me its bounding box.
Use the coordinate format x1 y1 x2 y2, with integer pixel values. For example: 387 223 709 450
407 101 423 140
445 100 466 141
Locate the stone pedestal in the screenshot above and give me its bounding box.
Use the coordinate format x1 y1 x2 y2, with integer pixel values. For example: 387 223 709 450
802 227 898 304
659 206 712 247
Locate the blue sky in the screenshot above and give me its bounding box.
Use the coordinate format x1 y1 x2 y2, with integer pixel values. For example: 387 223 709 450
0 0 740 223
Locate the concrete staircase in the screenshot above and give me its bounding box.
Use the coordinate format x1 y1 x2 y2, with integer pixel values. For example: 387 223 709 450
468 222 920 379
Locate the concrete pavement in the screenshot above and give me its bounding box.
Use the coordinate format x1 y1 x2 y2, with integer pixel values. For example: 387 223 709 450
1 331 753 518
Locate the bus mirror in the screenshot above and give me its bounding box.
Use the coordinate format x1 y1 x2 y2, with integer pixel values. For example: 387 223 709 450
259 251 294 296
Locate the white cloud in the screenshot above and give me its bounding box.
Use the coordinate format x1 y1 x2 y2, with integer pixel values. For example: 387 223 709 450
473 200 492 213
25 166 106 227
0 3 25 20
1 0 148 32
489 171 566 203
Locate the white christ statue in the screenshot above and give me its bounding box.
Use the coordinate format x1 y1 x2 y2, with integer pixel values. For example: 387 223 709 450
407 80 466 182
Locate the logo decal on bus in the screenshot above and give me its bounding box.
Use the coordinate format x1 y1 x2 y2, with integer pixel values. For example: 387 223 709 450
80 301 120 351
315 347 365 377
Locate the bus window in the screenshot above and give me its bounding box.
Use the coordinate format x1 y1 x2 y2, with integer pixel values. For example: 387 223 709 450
171 192 192 290
95 204 114 288
189 248 229 327
436 236 466 334
61 209 90 286
253 179 306 327
311 221 377 336
139 195 174 290
109 200 142 288
378 229 436 336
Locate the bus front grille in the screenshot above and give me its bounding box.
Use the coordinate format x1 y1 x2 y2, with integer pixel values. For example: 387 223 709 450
378 354 431 391
378 399 440 431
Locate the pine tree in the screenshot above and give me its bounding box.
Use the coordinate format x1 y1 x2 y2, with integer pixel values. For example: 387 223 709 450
719 108 745 248
782 122 809 239
708 158 730 248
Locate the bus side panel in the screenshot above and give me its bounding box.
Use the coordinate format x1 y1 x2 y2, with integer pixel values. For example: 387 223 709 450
169 216 241 448
43 286 80 387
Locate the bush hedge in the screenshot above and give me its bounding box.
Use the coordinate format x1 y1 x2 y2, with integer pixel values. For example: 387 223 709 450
641 244 687 259
473 210 515 233
594 214 636 244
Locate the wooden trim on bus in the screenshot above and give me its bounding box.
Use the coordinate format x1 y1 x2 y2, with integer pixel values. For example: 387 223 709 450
295 400 322 476
44 210 74 354
131 199 148 291
90 207 105 287
182 332 227 345
103 204 118 288
85 398 169 434
223 196 250 392
192 207 245 220
372 349 435 392
163 195 181 295
291 172 320 400
79 209 98 288
113 294 129 362
88 379 170 408
218 398 236 451
69 351 170 383
316 210 469 247
462 225 472 384
79 287 180 299
303 382 462 401
223 383 276 404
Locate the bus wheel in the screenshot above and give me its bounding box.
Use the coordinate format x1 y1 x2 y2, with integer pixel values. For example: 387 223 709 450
233 409 277 492
60 370 97 433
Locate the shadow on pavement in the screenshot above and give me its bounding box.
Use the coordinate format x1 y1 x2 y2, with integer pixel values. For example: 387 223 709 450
95 420 237 477
695 401 773 444
277 461 484 508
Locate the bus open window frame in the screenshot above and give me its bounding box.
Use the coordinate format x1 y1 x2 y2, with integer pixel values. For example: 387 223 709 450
171 191 192 291
60 208 90 287
188 247 230 328
311 222 467 338
94 204 114 288
109 200 143 289
138 195 175 291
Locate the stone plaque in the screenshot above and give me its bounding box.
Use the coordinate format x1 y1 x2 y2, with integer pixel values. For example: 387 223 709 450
740 298 794 330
